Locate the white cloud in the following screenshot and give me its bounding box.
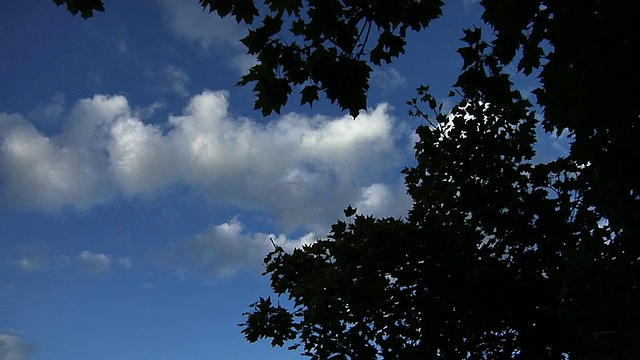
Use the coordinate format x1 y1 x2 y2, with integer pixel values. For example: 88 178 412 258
230 53 259 75
354 182 411 219
77 251 111 274
0 332 33 360
0 115 110 211
0 94 130 211
0 90 412 231
108 115 173 196
155 218 315 278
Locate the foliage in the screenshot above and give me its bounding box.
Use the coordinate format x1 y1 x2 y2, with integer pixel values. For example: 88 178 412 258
199 0 445 116
55 0 443 116
236 0 639 359
53 0 105 19
242 88 638 358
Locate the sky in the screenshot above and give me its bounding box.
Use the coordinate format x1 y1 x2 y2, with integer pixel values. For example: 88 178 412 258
0 1 567 359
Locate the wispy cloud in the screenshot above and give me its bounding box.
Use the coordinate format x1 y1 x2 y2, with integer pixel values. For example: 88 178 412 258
155 0 258 74
156 0 245 50
0 332 34 360
154 218 315 278
534 127 572 163
371 67 408 92
28 92 65 123
6 243 135 277
6 242 70 272
160 65 190 97
9 257 42 272
464 0 480 8
117 256 133 269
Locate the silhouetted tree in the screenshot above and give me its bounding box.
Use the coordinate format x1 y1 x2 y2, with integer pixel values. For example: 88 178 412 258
56 1 639 358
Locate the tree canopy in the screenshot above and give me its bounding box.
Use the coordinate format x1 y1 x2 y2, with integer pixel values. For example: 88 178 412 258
55 0 639 358
235 1 639 358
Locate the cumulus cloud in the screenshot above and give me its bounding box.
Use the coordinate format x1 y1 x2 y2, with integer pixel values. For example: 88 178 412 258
155 218 315 278
0 95 124 211
0 90 412 231
354 182 411 219
0 332 34 360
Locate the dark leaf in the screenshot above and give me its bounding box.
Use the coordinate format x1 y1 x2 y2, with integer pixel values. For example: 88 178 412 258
300 85 320 106
53 0 105 19
343 205 357 217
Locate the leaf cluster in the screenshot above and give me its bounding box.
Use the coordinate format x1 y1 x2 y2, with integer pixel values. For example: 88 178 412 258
52 0 105 19
54 0 444 116
204 0 444 117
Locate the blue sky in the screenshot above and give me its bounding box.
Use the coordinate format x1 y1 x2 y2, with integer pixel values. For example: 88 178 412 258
0 1 567 359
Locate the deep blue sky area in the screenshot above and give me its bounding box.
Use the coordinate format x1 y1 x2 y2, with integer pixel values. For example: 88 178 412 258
0 1 566 359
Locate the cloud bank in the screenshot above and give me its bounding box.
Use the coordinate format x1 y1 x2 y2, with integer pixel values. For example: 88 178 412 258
0 90 411 231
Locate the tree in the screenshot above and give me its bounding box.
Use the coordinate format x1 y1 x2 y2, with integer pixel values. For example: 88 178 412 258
242 84 638 358
56 0 639 358
236 1 639 358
